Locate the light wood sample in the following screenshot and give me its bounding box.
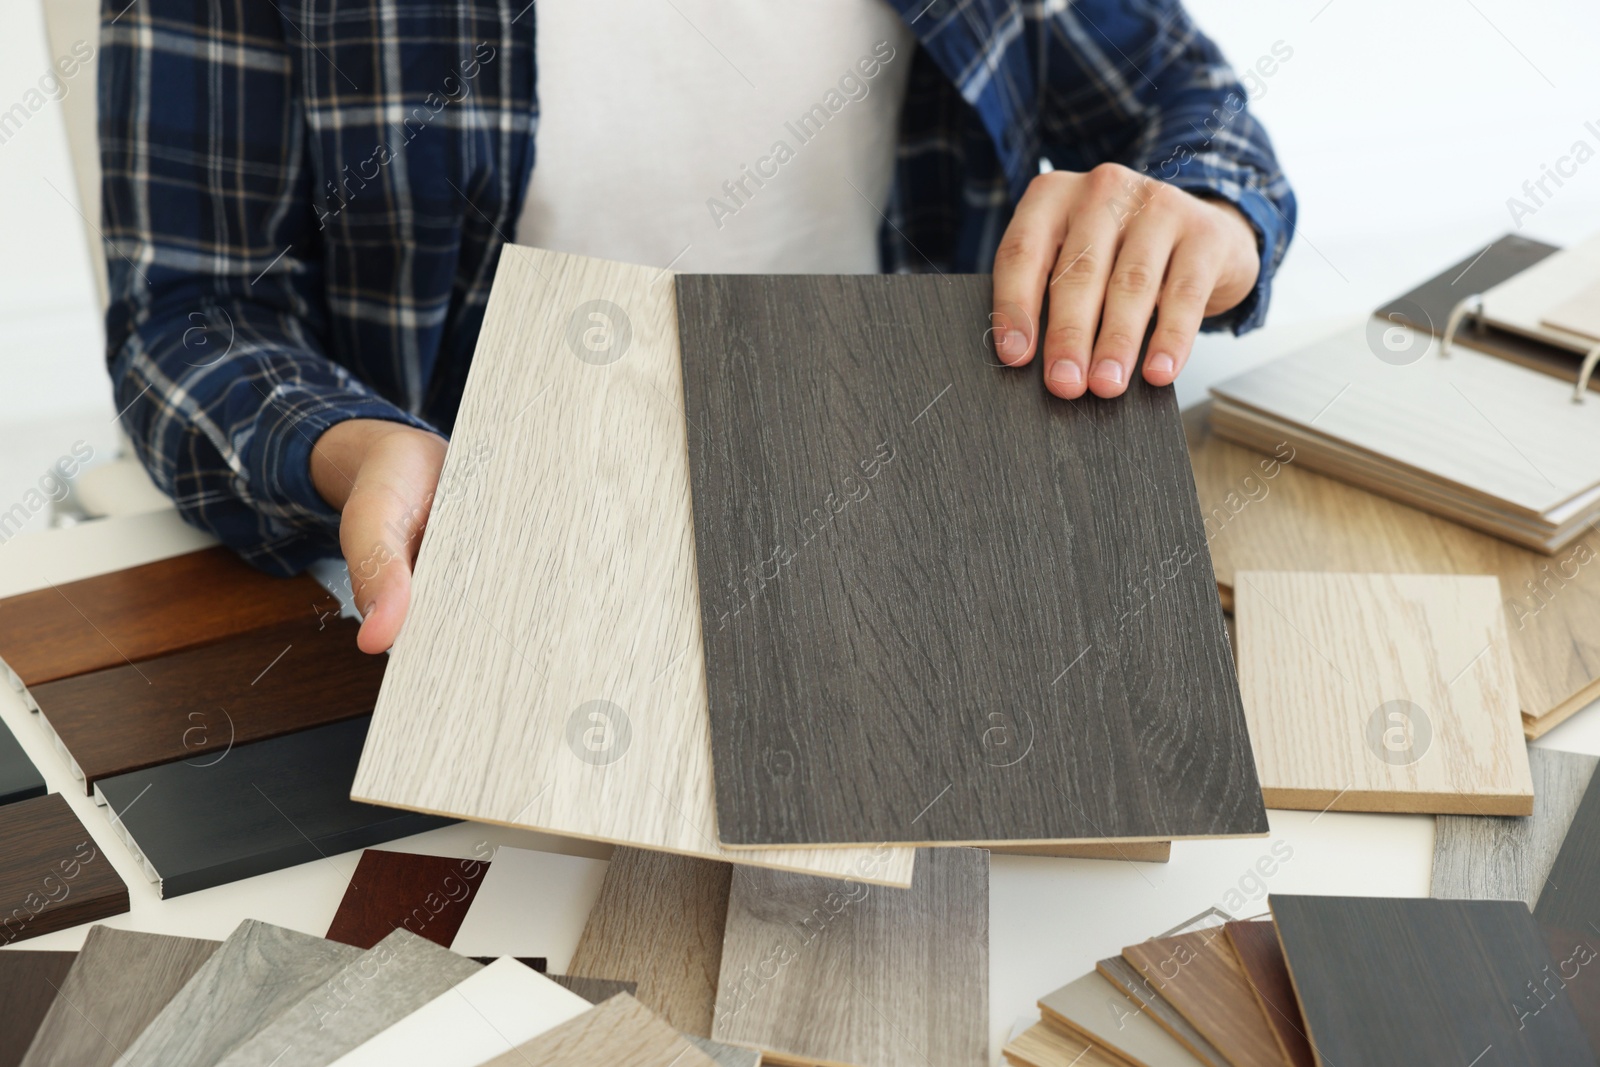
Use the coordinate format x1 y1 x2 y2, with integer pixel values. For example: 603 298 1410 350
1184 405 1600 737
567 847 730 1037
712 848 988 1067
1432 746 1597 906
1543 279 1600 341
1095 956 1227 1066
324 956 591 1066
478 993 718 1067
20 927 217 1067
113 919 362 1067
1003 1021 1124 1067
1121 932 1283 1067
349 245 911 887
1234 571 1533 815
1483 230 1600 349
1039 971 1204 1067
446 846 607 970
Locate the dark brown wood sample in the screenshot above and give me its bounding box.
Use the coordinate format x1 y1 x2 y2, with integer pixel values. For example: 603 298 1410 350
0 950 76 1067
1271 895 1592 1065
0 794 128 946
325 849 488 949
1224 921 1314 1067
0 547 331 689
33 616 382 794
1533 767 1600 1052
675 273 1265 847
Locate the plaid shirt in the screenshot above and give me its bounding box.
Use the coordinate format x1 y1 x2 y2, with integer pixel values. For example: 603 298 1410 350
101 0 1296 573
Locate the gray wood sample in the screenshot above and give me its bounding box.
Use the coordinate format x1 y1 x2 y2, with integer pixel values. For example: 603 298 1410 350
548 975 637 1003
20 927 217 1067
712 847 988 1066
685 1035 761 1067
1532 767 1600 1052
212 928 482 1067
478 993 719 1067
1433 746 1598 906
110 919 362 1067
1095 956 1227 1066
675 273 1265 847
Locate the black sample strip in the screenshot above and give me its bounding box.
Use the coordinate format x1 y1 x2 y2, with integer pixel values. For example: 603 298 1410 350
1535 768 1600 1053
675 273 1265 846
0 715 45 807
1272 895 1593 1065
95 717 452 897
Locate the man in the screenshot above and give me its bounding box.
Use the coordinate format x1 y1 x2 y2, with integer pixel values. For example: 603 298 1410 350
100 0 1294 653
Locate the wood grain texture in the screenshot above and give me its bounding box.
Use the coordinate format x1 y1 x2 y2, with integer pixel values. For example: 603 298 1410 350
547 975 636 1003
324 955 592 1066
0 793 127 946
19 927 216 1067
0 950 76 1067
1271 895 1591 1066
0 547 329 688
685 1035 761 1067
1002 1022 1123 1067
1432 746 1598 906
1234 571 1532 815
1095 956 1227 1067
112 919 363 1067
0 714 45 806
1222 921 1314 1067
1532 766 1600 1053
1184 404 1600 737
993 841 1172 862
325 850 488 949
94 717 451 898
446 846 607 970
712 847 988 1067
350 246 911 886
479 993 718 1067
676 272 1264 847
211 929 483 1067
1039 971 1204 1067
33 616 382 793
1121 931 1284 1067
567 846 731 1036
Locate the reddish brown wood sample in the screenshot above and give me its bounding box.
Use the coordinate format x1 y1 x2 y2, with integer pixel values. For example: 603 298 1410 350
325 849 488 949
1225 920 1314 1067
1122 930 1285 1067
0 794 128 947
33 616 383 793
0 547 331 688
0 949 77 1067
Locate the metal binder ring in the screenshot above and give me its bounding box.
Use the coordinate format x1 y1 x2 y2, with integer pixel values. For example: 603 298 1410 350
1440 294 1483 358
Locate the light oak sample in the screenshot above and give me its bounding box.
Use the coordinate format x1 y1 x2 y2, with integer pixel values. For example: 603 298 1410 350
1184 405 1600 738
112 919 362 1067
0 793 128 946
1095 956 1227 1067
1233 571 1533 815
712 848 988 1067
1039 971 1205 1067
1003 1021 1124 1067
20 927 217 1067
566 847 729 1036
1223 921 1314 1067
0 950 77 1067
1432 746 1598 906
350 245 911 887
1121 932 1283 1067
447 846 607 971
478 993 718 1067
324 956 591 1066
212 929 483 1067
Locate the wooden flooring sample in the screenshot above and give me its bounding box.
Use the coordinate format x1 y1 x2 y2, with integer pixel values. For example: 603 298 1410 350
114 919 363 1067
33 616 383 793
0 950 76 1067
1532 766 1600 1052
1234 571 1533 815
1121 931 1284 1067
685 1035 761 1067
94 717 451 897
0 714 45 806
325 849 488 949
350 246 912 886
324 955 592 1066
1095 956 1227 1066
1223 921 1314 1067
0 547 328 689
1003 1021 1123 1067
1433 746 1598 906
994 841 1172 862
1271 895 1591 1065
711 847 988 1067
446 846 607 969
212 929 483 1067
20 927 217 1067
676 272 1264 848
1185 405 1600 739
567 847 730 1036
479 993 718 1067
0 793 128 945
548 974 636 1003
1039 971 1205 1067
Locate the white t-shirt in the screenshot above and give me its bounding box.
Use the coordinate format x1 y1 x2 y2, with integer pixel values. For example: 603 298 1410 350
514 0 915 274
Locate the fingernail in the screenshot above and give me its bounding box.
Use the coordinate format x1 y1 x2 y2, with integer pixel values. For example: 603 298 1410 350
998 329 1029 363
1049 362 1083 388
1091 361 1125 387
1147 354 1175 378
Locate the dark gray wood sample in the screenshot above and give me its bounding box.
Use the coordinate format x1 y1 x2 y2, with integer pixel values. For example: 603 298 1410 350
675 273 1265 846
1271 895 1593 1065
0 715 45 807
93 717 451 897
1533 765 1600 1052
20 927 218 1067
0 950 76 1067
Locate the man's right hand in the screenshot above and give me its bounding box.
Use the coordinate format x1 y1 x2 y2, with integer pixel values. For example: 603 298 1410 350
311 419 448 654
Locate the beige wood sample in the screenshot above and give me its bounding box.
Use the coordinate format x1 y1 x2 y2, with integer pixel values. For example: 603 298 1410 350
1484 231 1600 350
1003 1021 1124 1067
1184 406 1600 738
1234 571 1532 815
1120 933 1283 1067
1543 279 1600 342
349 245 910 887
1039 971 1204 1067
479 994 718 1067
567 848 730 1037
